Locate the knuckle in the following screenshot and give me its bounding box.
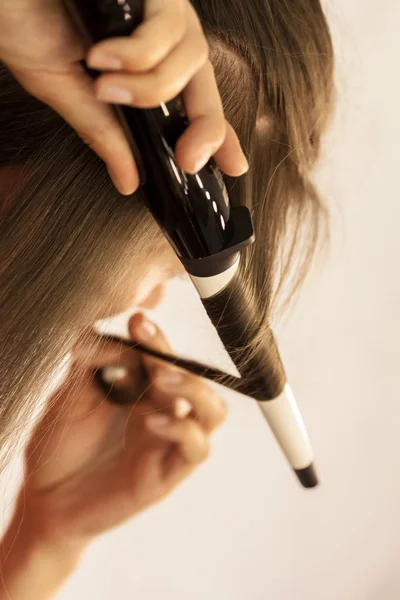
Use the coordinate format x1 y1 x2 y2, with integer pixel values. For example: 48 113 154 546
139 75 168 106
125 48 158 72
166 11 186 43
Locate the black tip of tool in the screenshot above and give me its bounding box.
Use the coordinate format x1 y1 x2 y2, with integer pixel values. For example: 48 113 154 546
294 463 319 488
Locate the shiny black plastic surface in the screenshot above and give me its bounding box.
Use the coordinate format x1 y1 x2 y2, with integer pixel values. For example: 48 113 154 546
65 0 254 266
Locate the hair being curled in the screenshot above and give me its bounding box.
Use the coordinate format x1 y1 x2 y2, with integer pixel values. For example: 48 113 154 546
0 0 335 460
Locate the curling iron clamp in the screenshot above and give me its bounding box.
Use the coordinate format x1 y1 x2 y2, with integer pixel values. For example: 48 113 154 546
65 0 318 488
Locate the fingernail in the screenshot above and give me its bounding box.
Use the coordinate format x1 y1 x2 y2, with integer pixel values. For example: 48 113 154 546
192 147 211 173
146 413 171 430
238 156 249 174
136 318 156 341
96 86 133 105
88 55 122 70
106 165 124 194
106 164 137 196
101 366 128 384
155 369 183 388
175 397 192 419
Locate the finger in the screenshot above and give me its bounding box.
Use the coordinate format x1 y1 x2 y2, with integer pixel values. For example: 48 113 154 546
13 66 139 195
153 368 227 433
145 387 193 420
145 413 209 465
93 31 208 108
129 314 227 430
87 0 187 72
175 61 249 175
128 313 175 381
128 313 172 357
212 121 250 177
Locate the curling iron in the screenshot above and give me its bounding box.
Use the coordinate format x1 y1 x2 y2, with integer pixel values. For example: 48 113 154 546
65 0 318 488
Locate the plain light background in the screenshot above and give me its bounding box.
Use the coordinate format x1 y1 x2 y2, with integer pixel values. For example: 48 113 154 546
2 1 400 599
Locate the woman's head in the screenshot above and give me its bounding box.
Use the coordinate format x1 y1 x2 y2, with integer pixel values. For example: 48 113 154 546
0 0 334 457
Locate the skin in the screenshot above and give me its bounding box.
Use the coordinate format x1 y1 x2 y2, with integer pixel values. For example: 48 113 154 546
0 0 248 195
0 313 228 599
0 1 245 597
0 181 227 599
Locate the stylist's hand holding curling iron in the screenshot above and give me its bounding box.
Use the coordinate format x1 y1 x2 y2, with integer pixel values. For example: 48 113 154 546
0 0 248 194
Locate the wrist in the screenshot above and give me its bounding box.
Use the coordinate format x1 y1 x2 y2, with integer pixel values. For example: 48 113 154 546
0 499 86 600
14 485 90 553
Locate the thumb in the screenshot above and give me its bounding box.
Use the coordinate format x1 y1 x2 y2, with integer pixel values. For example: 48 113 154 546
12 64 139 195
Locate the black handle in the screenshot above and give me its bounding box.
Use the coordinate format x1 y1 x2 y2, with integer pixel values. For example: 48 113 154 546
64 0 255 269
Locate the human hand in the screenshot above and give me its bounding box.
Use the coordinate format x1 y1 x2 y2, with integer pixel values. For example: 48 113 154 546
0 0 248 194
18 313 227 552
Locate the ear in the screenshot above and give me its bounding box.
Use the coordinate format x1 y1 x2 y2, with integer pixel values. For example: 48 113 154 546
137 282 167 309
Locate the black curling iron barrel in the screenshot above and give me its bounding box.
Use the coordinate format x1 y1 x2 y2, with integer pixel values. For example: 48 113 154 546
64 0 318 488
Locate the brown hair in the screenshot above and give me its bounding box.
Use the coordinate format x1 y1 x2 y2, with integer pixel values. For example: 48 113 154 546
0 0 334 460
